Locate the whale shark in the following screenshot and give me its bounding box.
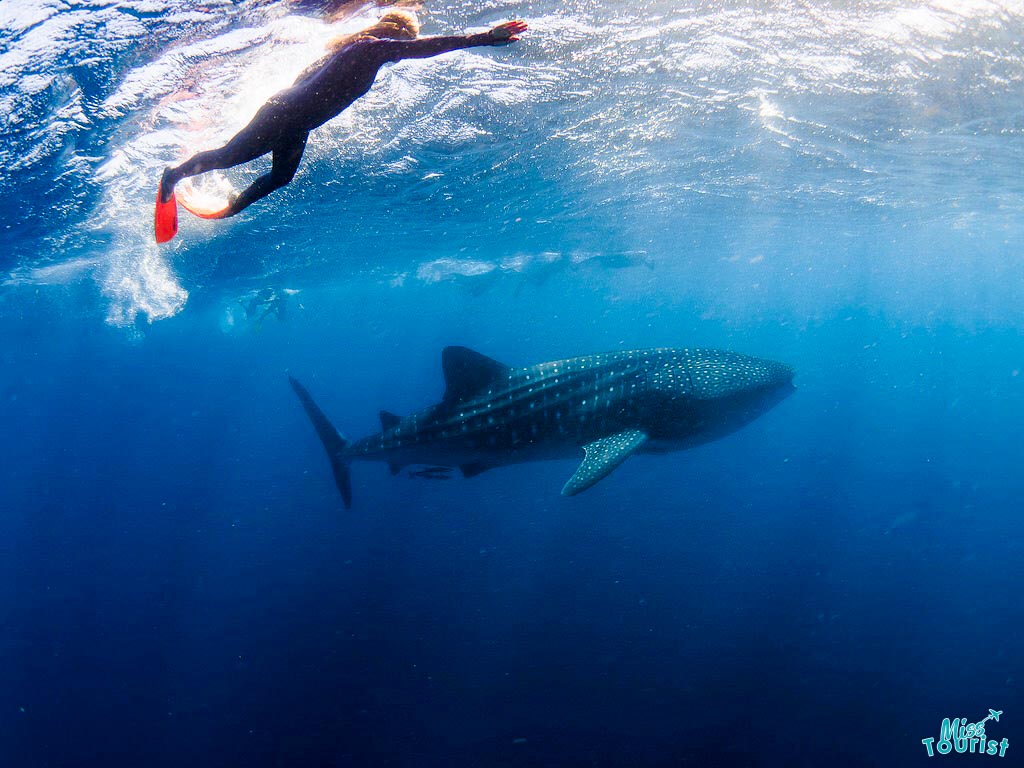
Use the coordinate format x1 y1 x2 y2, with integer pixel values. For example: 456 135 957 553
290 346 794 507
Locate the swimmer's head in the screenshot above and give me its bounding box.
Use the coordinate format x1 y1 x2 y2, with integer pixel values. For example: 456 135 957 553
364 9 420 40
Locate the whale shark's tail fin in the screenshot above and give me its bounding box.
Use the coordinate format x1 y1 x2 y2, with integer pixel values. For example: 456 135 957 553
289 376 352 509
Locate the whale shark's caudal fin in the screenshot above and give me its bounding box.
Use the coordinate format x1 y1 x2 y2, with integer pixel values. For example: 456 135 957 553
289 377 352 509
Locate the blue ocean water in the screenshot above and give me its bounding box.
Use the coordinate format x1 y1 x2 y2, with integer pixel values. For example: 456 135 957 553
2 0 1024 765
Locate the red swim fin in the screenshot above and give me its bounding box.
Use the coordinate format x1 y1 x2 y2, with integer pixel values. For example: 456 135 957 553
154 189 178 243
179 195 231 220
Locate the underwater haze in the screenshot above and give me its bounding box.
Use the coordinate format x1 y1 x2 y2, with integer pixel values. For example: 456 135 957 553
2 0 1024 766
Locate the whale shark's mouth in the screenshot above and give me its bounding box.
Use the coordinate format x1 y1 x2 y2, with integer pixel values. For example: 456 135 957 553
764 380 797 408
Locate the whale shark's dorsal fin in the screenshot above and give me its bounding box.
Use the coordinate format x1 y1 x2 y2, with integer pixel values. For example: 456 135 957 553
379 410 401 431
441 346 510 405
562 430 648 496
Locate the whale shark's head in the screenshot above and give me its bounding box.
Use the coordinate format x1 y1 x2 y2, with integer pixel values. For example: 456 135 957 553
682 349 794 400
644 349 794 443
644 349 793 398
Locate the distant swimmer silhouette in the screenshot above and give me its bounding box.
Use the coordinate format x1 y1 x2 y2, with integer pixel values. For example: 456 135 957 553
154 11 527 243
240 287 288 328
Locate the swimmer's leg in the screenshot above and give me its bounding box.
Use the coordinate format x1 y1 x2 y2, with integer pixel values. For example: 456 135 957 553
159 100 291 203
217 133 308 218
160 136 269 204
155 111 287 241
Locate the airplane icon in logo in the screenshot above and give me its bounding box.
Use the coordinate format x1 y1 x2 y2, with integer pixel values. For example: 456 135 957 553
977 709 1003 726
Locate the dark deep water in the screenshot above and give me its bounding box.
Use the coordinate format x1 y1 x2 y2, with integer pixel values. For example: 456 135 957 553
3 277 1023 766
3 0 1024 766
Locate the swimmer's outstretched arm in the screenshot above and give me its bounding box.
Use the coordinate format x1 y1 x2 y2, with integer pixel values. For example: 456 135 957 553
380 20 527 61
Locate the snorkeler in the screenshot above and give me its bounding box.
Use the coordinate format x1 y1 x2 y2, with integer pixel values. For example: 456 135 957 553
241 287 288 326
154 11 527 242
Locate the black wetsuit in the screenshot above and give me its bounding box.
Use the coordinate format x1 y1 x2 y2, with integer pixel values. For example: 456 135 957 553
161 33 498 216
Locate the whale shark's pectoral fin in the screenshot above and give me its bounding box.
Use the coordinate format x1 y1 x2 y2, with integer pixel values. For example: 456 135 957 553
562 430 648 496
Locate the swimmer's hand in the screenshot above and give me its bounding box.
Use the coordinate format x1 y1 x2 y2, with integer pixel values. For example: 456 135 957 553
487 20 527 45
